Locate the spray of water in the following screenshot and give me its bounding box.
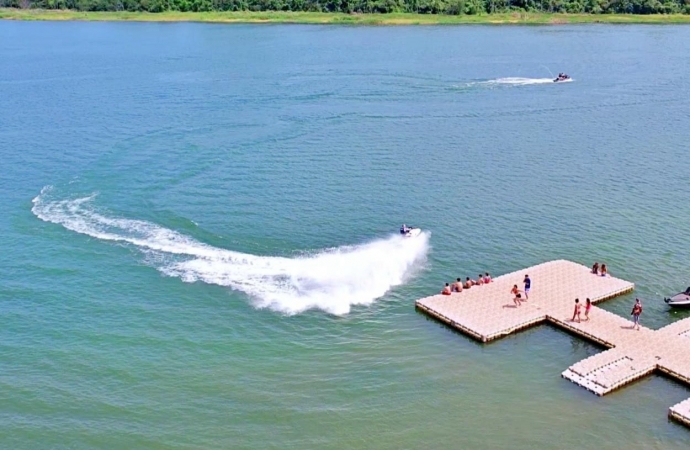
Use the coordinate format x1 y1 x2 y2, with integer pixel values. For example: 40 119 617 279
31 186 430 315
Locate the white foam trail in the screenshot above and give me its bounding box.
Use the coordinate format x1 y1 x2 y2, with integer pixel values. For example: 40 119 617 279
485 77 557 86
455 77 565 90
31 186 430 315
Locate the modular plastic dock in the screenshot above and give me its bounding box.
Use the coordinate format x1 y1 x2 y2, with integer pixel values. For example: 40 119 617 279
415 260 690 428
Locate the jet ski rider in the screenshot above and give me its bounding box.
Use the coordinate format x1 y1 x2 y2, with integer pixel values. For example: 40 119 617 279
400 224 410 235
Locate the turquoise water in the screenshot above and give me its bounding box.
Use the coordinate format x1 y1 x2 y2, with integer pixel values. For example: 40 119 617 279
2 22 690 448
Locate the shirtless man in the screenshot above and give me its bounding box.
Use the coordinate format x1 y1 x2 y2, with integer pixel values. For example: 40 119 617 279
572 298 581 323
464 277 473 289
452 278 463 293
511 285 523 307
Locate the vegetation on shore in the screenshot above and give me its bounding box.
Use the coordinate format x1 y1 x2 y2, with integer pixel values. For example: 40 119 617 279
3 9 690 24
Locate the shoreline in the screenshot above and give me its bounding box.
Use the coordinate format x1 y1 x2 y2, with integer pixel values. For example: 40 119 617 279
3 9 690 25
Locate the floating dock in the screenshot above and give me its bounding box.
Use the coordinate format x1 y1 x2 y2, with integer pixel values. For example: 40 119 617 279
415 260 690 429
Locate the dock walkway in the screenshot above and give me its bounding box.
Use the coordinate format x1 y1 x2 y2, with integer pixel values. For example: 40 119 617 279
415 260 690 428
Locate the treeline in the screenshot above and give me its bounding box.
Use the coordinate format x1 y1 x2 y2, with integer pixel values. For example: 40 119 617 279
3 0 689 15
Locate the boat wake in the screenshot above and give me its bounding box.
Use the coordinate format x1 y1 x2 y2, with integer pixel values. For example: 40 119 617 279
453 77 568 91
483 77 557 86
31 186 430 315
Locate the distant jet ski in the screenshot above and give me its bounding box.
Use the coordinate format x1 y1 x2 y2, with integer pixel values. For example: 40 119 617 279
399 224 421 238
554 73 571 82
664 287 690 308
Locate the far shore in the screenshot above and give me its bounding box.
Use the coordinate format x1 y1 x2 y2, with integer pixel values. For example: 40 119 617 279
3 9 690 25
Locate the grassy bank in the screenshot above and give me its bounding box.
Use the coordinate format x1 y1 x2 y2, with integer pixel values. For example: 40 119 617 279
2 9 690 25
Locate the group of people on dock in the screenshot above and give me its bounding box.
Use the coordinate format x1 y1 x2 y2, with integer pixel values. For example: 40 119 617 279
440 273 535 309
571 298 592 322
571 297 643 329
441 273 492 295
591 262 608 277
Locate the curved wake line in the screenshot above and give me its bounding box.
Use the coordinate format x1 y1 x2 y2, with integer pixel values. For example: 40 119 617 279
31 186 430 315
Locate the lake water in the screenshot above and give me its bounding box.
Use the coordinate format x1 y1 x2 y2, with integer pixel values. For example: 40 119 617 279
2 21 690 449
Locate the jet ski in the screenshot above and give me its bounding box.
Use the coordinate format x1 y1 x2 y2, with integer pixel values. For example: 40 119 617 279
664 287 690 308
399 226 422 238
554 73 571 83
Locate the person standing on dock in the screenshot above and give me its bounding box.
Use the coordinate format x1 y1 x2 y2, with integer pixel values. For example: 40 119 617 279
631 299 643 330
584 298 592 321
523 274 531 299
572 298 582 323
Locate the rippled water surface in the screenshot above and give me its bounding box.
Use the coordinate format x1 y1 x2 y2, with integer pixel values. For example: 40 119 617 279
2 22 690 449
